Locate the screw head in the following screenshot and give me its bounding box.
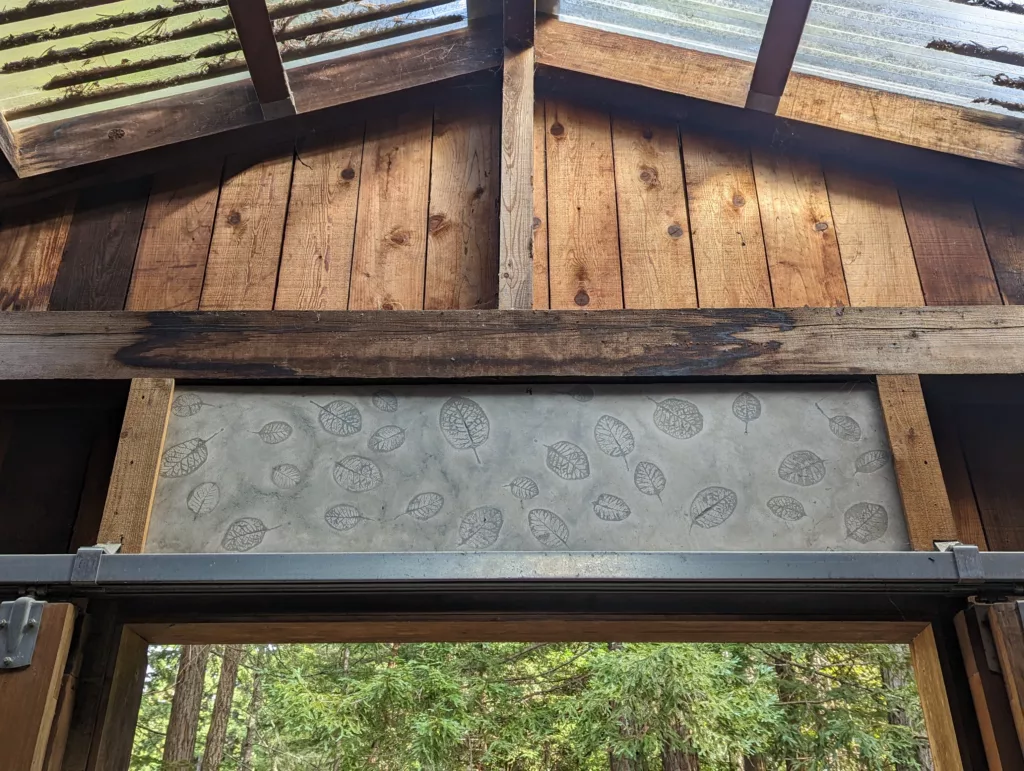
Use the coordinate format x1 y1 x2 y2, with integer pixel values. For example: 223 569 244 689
2 657 13 667
25 619 37 629
0 618 7 629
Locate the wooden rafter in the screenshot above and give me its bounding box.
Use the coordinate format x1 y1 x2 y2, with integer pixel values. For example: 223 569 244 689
226 0 296 118
745 0 813 114
503 0 535 49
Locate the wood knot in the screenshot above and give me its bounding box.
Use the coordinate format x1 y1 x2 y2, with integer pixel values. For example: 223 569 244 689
814 221 829 232
472 185 485 200
107 127 126 140
732 193 746 207
380 298 402 311
428 214 449 234
386 228 411 246
226 211 242 226
341 167 356 181
574 289 590 306
667 223 684 238
532 216 542 230
641 126 654 140
550 121 565 137
638 165 659 188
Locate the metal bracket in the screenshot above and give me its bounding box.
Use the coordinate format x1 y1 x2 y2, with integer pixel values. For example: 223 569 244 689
0 596 46 670
952 544 984 584
70 546 106 585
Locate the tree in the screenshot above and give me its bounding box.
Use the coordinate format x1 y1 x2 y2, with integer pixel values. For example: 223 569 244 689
162 645 211 771
202 645 244 771
239 647 266 771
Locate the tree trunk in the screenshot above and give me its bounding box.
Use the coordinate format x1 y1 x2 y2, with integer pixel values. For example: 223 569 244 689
239 647 265 771
163 645 212 770
881 666 928 771
742 757 767 771
662 745 700 771
201 644 244 771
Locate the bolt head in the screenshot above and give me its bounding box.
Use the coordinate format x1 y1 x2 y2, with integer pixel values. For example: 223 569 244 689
2 657 13 667
0 618 7 628
25 619 37 629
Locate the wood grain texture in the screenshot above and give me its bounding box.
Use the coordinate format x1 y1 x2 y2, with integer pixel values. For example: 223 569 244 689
532 100 550 309
989 603 1024 756
959 407 1024 551
901 190 1001 306
536 17 753 108
0 603 75 771
98 378 174 553
200 147 294 311
877 374 958 549
131 617 928 645
779 72 1024 170
0 195 75 310
682 135 771 308
544 100 622 309
910 624 965 771
426 100 499 310
826 169 924 307
931 405 988 549
499 45 534 310
348 110 433 311
126 166 223 311
88 628 149 771
751 149 848 307
976 194 1024 305
4 307 1024 380
275 128 364 310
49 180 151 311
612 117 696 309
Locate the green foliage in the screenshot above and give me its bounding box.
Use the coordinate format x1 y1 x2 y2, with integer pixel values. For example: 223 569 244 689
131 641 928 771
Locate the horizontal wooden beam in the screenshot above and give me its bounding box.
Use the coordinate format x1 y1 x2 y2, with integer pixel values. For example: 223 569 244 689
0 307 1023 380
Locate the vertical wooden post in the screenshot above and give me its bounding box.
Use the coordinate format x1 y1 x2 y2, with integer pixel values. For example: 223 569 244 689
910 624 966 771
990 602 1024 755
0 603 76 771
226 0 295 119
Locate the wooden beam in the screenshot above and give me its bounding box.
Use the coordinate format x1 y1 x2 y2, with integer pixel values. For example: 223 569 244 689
0 604 75 771
990 602 1024 755
503 0 535 49
97 379 174 553
87 628 148 771
877 374 958 550
3 308 1024 380
498 45 535 309
226 0 295 119
911 624 965 771
0 111 17 173
745 0 812 113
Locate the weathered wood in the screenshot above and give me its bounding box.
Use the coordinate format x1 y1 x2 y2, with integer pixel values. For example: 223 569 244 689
0 603 75 771
930 404 989 549
226 0 295 116
97 379 174 553
877 374 958 550
612 117 697 309
0 112 17 174
536 17 753 109
910 624 965 771
957 407 1024 551
683 135 771 307
275 128 364 310
745 0 812 113
49 180 151 311
976 193 1024 305
990 602 1024 755
498 45 535 310
427 100 499 310
88 628 148 771
2 307 1024 380
348 110 433 311
542 101 623 309
126 166 223 312
130 617 929 645
955 607 1024 771
901 190 1002 306
751 149 848 307
532 101 550 309
200 147 294 311
0 196 75 311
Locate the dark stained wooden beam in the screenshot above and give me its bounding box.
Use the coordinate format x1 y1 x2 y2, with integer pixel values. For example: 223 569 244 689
745 0 813 114
504 0 535 49
226 0 296 119
0 307 1023 380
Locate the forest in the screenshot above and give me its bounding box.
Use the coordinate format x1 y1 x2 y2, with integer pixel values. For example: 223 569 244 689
130 641 931 770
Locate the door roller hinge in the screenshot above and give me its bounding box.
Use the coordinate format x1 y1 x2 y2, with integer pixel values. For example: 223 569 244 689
0 596 46 670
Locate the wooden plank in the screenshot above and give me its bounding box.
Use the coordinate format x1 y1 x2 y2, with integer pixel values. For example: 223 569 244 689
199 147 294 311
976 194 1024 305
0 112 17 173
544 100 622 309
0 603 75 771
226 0 294 116
532 101 550 310
88 628 148 771
877 374 957 550
779 73 1024 171
955 607 1024 771
426 100 499 310
0 196 75 311
97 378 174 554
683 135 771 308
498 45 534 310
958 407 1024 551
826 169 924 307
745 0 812 113
910 624 965 771
901 190 1002 306
536 17 754 109
126 166 223 312
275 128 364 310
930 404 988 549
612 117 697 309
751 149 848 307
130 618 928 645
348 110 433 311
5 307 1024 380
990 603 1024 755
49 180 151 312
12 23 501 177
